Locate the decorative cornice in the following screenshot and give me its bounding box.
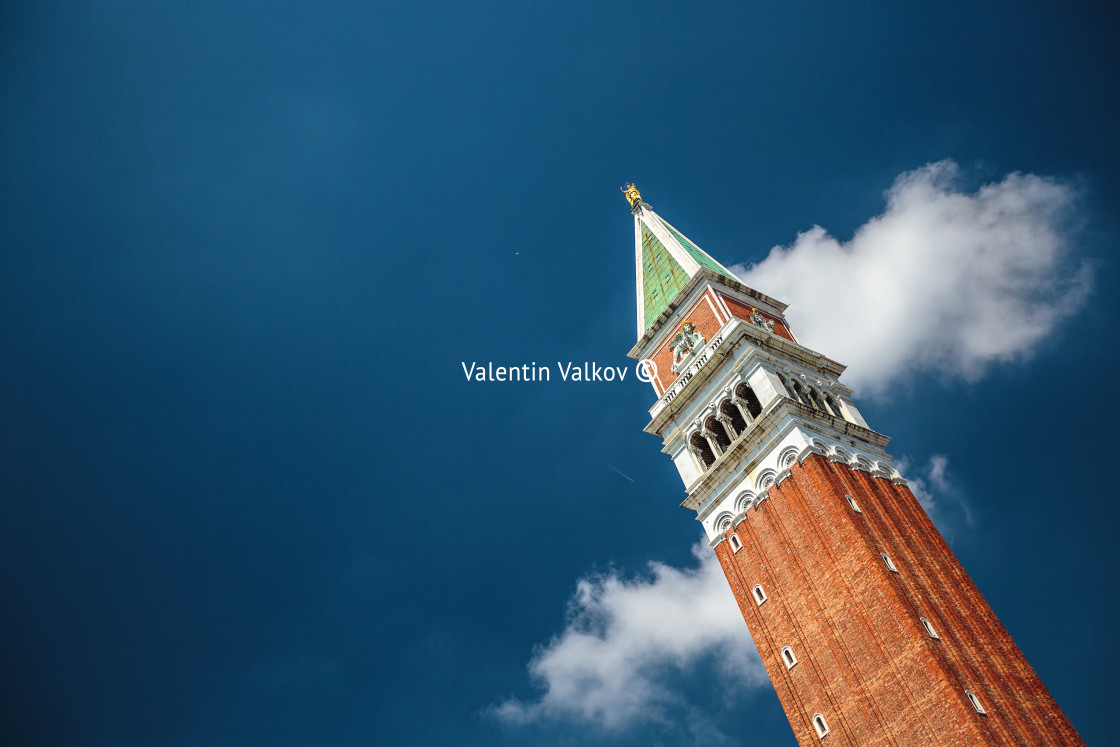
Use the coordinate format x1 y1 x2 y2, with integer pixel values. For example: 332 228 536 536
697 449 905 542
681 400 891 512
645 320 849 431
629 268 789 358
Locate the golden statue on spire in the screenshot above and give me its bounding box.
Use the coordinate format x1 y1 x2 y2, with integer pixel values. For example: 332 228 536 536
621 183 642 208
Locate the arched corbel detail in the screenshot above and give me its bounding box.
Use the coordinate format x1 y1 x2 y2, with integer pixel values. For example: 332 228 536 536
755 469 777 492
735 491 756 514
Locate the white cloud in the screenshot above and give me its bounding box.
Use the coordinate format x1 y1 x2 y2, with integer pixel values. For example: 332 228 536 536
927 454 951 492
730 160 1092 394
897 453 973 530
491 543 766 734
898 455 936 513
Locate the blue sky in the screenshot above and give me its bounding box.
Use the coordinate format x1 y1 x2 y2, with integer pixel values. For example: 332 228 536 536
2 2 1117 745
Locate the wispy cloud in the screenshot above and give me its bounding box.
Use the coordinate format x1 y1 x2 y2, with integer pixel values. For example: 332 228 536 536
731 160 1092 395
489 543 766 736
899 454 974 532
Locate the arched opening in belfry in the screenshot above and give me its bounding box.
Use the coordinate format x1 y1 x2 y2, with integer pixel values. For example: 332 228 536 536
720 400 748 437
789 380 811 407
690 431 716 470
705 416 732 452
824 394 845 420
735 383 763 419
779 375 796 400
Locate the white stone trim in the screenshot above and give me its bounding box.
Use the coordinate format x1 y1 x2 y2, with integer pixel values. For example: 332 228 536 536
813 713 830 738
714 512 734 534
755 469 777 492
753 584 767 605
714 290 734 322
644 313 856 424
639 209 702 275
881 553 899 573
734 491 756 514
695 428 898 543
704 292 725 325
840 398 869 428
634 213 645 338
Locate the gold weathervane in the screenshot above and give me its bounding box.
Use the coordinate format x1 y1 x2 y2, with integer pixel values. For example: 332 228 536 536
621 183 641 208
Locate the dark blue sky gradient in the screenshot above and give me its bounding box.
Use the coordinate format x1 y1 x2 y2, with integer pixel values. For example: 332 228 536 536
2 2 1118 745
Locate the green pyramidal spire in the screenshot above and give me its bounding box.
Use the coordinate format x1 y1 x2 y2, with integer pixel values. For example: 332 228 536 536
623 185 742 336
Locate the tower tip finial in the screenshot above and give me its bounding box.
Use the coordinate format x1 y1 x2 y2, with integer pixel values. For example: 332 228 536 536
621 183 642 209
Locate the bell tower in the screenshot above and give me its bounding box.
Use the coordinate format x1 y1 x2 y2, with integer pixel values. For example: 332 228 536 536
622 185 1083 746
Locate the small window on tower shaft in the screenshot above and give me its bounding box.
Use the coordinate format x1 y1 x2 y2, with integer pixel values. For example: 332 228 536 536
729 534 742 552
781 646 797 669
753 585 767 605
881 553 899 573
813 713 830 738
920 617 940 639
965 689 987 715
846 495 862 513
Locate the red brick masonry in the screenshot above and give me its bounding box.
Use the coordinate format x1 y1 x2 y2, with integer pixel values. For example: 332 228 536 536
715 453 1083 746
